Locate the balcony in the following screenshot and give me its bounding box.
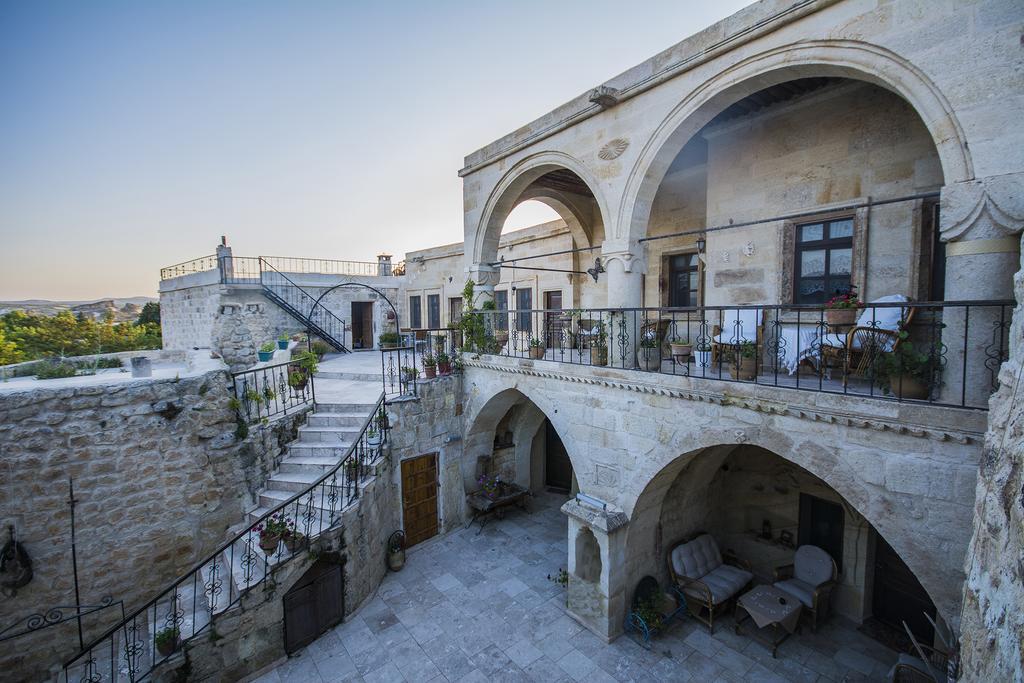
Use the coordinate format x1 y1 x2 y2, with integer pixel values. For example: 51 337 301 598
408 300 1013 411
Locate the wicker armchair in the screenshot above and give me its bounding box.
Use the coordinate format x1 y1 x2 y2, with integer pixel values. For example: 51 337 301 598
772 545 838 632
819 295 916 387
710 309 764 365
889 643 949 682
667 533 753 633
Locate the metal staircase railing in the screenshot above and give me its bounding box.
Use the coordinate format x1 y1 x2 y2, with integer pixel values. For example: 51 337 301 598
61 393 389 683
259 258 351 353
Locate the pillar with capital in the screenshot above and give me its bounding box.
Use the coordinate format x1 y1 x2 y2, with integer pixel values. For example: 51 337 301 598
601 241 645 369
938 177 1023 406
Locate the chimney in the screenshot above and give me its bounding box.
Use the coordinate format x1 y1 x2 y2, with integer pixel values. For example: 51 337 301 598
377 253 393 277
216 236 233 280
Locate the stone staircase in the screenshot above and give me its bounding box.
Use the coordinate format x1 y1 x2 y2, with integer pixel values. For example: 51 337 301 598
60 388 385 683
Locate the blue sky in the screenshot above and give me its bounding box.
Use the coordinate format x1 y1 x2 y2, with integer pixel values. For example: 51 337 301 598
0 1 751 300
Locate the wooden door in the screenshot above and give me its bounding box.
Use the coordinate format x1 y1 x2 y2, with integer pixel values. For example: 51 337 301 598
543 291 563 349
544 419 573 492
283 561 344 654
401 454 439 546
798 493 844 572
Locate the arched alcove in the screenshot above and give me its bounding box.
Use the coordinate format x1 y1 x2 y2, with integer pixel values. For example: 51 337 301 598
575 527 602 584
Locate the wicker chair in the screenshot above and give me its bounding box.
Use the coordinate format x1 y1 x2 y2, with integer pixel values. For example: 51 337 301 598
772 545 838 632
888 642 949 682
667 533 753 633
576 318 602 349
819 295 916 386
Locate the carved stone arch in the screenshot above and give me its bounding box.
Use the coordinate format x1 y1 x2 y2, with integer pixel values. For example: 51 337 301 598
619 39 974 244
470 151 612 269
516 186 598 250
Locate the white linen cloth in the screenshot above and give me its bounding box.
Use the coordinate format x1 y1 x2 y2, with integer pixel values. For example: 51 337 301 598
737 585 802 633
777 327 822 375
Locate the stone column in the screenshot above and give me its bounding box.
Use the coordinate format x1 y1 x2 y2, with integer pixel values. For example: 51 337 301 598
216 239 233 281
602 242 644 369
939 178 1023 407
562 499 630 641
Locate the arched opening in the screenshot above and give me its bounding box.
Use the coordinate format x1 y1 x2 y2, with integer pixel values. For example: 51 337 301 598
624 443 946 659
574 528 602 583
502 199 562 234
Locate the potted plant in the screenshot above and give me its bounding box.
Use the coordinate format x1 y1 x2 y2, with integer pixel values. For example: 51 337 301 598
277 334 289 350
367 423 382 447
824 286 863 326
155 626 181 657
257 514 288 555
590 324 608 366
283 520 306 553
257 342 276 362
638 335 661 371
436 351 452 375
669 336 692 362
731 341 758 381
452 355 464 374
401 366 419 383
874 333 935 400
422 354 437 379
693 342 712 371
311 340 330 360
387 531 406 572
528 338 545 360
288 370 308 392
378 332 400 349
291 349 319 376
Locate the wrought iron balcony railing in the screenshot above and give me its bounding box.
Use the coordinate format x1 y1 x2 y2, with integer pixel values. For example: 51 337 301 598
446 301 1012 411
230 358 315 425
159 254 399 281
158 255 218 280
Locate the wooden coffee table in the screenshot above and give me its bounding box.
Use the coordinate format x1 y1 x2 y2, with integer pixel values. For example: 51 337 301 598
465 483 530 534
734 585 802 657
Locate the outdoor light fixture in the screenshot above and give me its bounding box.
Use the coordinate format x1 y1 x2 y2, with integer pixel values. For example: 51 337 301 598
576 492 608 511
696 237 706 254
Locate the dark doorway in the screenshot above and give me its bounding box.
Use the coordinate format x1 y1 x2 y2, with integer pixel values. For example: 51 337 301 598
798 493 844 572
543 290 563 349
401 454 439 546
667 252 700 307
351 302 374 349
283 560 344 654
872 533 937 643
544 419 573 492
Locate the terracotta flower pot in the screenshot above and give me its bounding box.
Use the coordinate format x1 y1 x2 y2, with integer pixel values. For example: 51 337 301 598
590 346 608 366
259 532 281 555
732 357 757 381
438 361 452 375
670 343 692 362
887 374 929 400
638 349 661 371
826 308 858 326
284 533 306 554
424 365 436 378
156 636 180 658
529 346 545 360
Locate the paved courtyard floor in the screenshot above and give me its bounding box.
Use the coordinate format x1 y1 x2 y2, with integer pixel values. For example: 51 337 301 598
258 493 898 682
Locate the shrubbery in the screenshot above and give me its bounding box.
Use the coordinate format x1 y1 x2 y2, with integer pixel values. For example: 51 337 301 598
0 307 162 365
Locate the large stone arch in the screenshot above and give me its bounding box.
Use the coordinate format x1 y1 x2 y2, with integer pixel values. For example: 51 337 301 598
619 39 974 243
462 385 583 491
621 435 961 627
470 151 611 268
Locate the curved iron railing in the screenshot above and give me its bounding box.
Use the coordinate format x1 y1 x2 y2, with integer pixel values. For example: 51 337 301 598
230 358 315 425
158 255 217 280
61 393 389 682
259 258 351 353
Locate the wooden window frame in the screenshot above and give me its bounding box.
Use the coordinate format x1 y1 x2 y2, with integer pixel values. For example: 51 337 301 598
494 289 509 331
781 209 866 305
426 294 441 329
408 295 422 329
665 250 702 308
515 287 533 334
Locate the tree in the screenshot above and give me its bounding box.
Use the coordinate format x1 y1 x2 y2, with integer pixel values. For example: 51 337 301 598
0 326 22 365
137 302 160 326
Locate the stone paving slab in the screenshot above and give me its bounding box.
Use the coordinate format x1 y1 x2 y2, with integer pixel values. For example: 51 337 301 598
259 492 898 682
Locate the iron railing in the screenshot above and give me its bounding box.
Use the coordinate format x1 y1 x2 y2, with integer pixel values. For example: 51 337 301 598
62 394 390 683
260 256 386 278
230 359 315 425
459 301 1012 410
218 256 262 284
381 345 419 397
259 259 350 352
158 255 217 280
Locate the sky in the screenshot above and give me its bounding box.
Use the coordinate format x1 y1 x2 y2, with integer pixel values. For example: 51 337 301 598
0 1 752 301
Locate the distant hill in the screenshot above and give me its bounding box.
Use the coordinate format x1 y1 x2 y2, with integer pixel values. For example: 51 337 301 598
0 297 157 321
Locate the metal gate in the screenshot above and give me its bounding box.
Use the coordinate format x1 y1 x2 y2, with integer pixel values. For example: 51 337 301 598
283 560 345 654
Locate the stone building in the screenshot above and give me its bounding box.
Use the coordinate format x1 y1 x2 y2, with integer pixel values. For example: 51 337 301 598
18 1 1023 681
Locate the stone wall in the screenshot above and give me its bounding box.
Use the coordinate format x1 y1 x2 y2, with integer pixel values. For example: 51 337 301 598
0 365 304 682
959 239 1024 682
158 277 222 352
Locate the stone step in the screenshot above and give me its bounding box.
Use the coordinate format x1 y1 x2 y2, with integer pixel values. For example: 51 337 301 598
313 401 378 414
306 412 369 428
297 425 362 443
286 441 354 458
277 455 342 474
246 504 345 531
267 470 325 493
315 370 384 382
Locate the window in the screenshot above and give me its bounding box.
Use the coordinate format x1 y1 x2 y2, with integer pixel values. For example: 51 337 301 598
409 295 422 329
668 252 700 307
448 297 463 325
515 288 532 333
494 290 508 331
794 218 854 304
426 294 440 329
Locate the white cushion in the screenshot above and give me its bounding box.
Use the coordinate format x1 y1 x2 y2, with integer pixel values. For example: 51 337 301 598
671 534 723 580
856 295 909 331
717 309 763 343
685 564 753 605
774 578 816 608
794 545 835 586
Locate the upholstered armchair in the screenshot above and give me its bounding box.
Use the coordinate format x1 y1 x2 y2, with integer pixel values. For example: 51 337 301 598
773 545 838 632
667 534 753 633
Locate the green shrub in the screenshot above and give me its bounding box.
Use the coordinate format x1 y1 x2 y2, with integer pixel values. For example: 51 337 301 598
35 361 79 379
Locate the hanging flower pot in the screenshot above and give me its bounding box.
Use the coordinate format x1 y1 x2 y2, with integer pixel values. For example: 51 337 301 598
155 626 181 657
